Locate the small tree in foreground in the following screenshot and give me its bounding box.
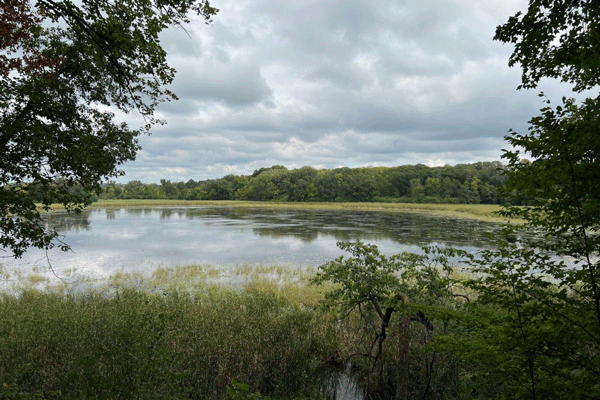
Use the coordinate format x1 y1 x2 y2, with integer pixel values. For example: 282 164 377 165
441 1 600 397
429 97 599 400
313 241 464 399
469 96 600 399
431 96 600 399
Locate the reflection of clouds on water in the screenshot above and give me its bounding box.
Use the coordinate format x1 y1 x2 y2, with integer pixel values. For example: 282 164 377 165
286 238 308 252
109 232 143 240
3 207 508 285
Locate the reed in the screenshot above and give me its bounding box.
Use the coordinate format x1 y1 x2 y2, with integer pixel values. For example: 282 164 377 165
0 284 340 399
0 264 481 399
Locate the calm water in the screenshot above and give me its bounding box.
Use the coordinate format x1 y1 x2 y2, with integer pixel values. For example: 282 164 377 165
2 206 503 280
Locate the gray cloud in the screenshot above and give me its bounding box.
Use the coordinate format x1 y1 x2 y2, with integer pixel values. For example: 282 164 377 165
170 58 273 107
116 0 556 183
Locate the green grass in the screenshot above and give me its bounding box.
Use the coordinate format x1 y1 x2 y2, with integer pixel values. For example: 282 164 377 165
0 284 340 399
2 263 327 305
0 265 340 399
1 263 480 399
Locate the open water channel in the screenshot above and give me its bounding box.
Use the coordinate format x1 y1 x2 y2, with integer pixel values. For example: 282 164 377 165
1 206 504 285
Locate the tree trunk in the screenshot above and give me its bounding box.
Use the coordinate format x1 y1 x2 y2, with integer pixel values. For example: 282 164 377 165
396 315 410 400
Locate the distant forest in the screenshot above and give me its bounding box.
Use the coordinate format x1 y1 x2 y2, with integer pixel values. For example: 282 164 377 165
100 161 512 204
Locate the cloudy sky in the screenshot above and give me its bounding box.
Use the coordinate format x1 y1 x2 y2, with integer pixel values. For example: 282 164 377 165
117 0 570 183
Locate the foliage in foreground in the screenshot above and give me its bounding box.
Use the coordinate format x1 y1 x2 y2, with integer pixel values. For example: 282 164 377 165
448 2 600 398
313 236 600 400
454 242 600 399
461 92 600 398
313 241 470 400
0 286 339 400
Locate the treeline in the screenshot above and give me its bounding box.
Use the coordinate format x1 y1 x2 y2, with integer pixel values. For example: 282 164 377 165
101 161 509 204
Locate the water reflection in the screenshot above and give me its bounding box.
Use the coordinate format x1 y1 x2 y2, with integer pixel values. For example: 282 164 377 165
43 211 92 233
249 210 500 247
113 207 501 248
106 209 116 220
109 207 503 248
4 207 503 280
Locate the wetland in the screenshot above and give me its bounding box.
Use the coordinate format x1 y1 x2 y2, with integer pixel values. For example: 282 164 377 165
2 205 506 285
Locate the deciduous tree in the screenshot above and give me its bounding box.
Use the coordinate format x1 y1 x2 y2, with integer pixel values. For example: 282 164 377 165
446 1 600 397
495 0 600 92
313 241 460 399
0 0 217 257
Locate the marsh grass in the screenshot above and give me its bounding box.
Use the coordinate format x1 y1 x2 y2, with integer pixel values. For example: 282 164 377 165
0 264 349 399
0 281 341 399
1 261 479 399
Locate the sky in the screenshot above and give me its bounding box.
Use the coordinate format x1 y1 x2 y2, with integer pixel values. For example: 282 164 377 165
116 0 571 183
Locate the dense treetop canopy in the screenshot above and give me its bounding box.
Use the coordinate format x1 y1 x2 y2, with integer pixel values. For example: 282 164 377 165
99 162 508 204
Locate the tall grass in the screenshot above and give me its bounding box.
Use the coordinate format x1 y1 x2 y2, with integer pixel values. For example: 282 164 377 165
1 263 478 399
0 284 341 399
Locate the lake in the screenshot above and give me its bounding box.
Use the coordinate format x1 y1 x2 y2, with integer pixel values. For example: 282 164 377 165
1 206 504 285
